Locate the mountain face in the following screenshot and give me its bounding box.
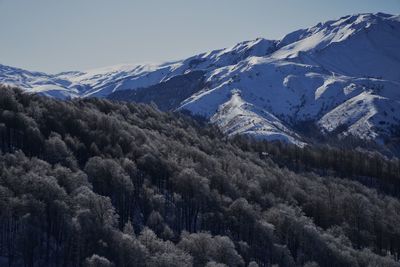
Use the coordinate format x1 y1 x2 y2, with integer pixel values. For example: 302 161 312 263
108 71 207 111
1 13 400 151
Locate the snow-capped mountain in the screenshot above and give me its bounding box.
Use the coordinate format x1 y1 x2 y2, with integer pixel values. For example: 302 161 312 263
1 13 400 151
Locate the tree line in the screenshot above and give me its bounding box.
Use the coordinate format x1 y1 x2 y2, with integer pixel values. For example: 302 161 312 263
231 136 400 197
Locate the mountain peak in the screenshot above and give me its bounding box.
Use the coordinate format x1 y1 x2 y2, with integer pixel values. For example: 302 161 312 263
325 12 399 30
278 12 399 53
272 12 400 82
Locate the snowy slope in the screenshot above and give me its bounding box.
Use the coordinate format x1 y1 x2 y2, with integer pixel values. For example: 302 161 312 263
0 64 81 99
1 12 399 149
273 13 400 82
210 89 305 145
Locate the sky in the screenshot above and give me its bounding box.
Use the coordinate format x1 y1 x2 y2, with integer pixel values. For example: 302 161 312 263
1 0 399 73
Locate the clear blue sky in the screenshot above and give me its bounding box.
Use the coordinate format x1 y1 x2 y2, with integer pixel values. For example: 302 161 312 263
1 0 399 73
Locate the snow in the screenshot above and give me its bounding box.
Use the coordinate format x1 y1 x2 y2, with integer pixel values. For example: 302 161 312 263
1 12 399 147
210 90 305 146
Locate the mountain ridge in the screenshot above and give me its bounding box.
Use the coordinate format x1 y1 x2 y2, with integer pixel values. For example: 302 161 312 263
1 12 399 154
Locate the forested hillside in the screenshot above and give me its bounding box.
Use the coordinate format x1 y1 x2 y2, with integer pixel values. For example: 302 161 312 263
1 86 400 267
232 136 400 197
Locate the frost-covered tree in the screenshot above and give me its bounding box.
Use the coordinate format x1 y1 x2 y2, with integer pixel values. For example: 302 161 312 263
84 254 114 267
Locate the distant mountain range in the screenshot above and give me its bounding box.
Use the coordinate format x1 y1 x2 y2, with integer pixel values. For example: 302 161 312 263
1 12 400 153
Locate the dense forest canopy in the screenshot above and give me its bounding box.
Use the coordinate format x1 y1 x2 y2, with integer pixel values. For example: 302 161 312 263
0 86 400 267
